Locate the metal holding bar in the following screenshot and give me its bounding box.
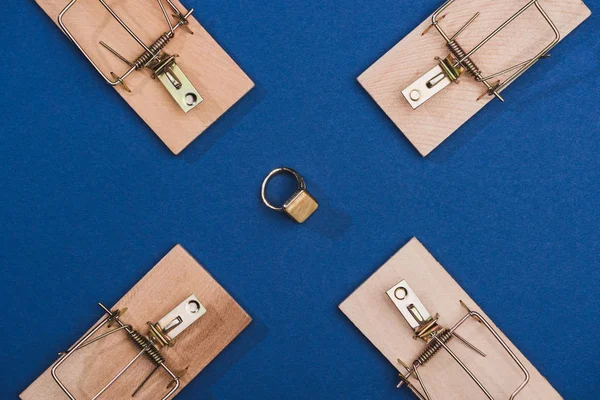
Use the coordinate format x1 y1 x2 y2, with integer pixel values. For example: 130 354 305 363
436 339 495 400
98 0 152 52
50 296 205 400
99 41 135 67
57 1 133 87
497 1 560 93
56 0 202 112
51 311 113 400
450 12 480 41
403 0 561 108
451 310 531 399
386 280 531 400
157 0 175 35
91 349 146 400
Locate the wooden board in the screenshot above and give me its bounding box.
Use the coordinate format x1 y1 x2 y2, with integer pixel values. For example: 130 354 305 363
358 0 591 156
339 238 561 399
36 0 254 155
21 245 251 399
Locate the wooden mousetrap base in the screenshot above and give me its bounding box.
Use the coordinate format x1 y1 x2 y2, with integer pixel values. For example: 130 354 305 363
36 0 254 155
358 0 590 156
339 238 561 399
21 245 251 399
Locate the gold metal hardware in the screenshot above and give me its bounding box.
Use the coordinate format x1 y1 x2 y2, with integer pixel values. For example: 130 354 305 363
261 167 319 224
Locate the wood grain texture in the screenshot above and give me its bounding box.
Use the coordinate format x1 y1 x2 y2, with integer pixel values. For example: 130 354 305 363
358 0 591 156
339 238 561 399
21 245 251 400
35 0 254 155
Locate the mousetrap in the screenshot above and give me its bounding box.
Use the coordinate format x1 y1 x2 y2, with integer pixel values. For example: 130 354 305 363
36 0 254 155
20 245 251 399
339 238 562 399
358 0 591 156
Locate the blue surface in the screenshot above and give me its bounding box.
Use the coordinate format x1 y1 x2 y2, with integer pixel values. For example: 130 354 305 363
1 0 599 398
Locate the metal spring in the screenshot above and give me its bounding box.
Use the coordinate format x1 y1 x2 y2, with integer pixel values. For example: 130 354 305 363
128 329 165 365
133 32 173 69
447 40 481 76
415 329 454 366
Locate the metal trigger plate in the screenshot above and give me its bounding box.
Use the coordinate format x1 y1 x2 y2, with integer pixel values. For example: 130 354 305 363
157 63 203 113
402 65 452 109
386 280 432 330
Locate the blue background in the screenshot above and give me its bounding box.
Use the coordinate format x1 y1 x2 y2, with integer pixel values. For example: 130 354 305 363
1 0 599 398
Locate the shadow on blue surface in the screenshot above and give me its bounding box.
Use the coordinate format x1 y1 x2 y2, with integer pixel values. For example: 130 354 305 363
181 85 268 162
182 317 269 400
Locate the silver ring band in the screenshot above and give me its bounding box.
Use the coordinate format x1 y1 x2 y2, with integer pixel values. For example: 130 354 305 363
261 167 306 211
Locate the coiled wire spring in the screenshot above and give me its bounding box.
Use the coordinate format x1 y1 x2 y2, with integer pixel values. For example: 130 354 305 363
414 329 454 367
127 329 166 365
133 32 174 69
447 40 481 76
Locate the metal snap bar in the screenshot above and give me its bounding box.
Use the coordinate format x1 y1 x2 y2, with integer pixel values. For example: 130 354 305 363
261 167 318 223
